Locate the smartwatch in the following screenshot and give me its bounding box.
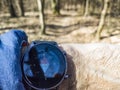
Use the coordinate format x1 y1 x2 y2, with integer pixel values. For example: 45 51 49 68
21 41 68 90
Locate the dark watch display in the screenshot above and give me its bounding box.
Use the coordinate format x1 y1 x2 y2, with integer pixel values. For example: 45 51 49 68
21 41 67 90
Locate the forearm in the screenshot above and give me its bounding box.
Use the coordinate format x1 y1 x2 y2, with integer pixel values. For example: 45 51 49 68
59 43 120 90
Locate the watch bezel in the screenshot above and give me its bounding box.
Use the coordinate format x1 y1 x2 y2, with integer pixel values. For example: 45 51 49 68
21 41 67 90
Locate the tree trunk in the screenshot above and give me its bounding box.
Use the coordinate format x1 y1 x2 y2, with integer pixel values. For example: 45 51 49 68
84 0 89 16
37 0 46 34
7 0 24 17
19 0 24 16
90 0 96 15
7 0 16 17
106 1 111 33
96 0 110 40
118 0 120 15
51 0 60 15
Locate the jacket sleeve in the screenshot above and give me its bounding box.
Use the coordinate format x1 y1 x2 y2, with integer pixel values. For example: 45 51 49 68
0 29 28 90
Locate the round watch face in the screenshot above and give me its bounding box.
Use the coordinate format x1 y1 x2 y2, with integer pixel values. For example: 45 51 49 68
22 42 67 89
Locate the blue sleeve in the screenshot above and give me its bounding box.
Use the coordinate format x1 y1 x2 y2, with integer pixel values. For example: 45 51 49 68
0 29 28 90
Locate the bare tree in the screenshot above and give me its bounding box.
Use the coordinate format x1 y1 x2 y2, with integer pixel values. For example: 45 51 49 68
7 0 24 17
84 0 89 16
37 0 46 34
51 0 60 15
96 0 110 40
19 0 24 16
119 0 120 15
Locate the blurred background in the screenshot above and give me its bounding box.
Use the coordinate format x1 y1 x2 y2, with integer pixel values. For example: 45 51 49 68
0 0 120 43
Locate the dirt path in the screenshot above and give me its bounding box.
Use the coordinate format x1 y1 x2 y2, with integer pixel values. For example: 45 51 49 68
0 11 120 44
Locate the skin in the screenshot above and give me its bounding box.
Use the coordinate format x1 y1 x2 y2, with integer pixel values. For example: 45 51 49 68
58 43 120 90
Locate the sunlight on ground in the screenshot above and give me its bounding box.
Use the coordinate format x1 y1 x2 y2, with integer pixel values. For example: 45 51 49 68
0 11 120 44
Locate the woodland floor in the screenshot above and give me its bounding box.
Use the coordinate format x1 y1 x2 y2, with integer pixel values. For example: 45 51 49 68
0 10 120 44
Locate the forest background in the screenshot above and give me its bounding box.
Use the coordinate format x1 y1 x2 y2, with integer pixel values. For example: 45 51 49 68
0 0 120 43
